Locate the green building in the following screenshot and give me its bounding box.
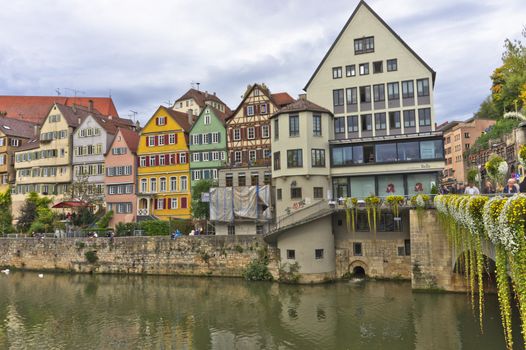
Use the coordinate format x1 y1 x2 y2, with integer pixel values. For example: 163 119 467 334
189 105 229 187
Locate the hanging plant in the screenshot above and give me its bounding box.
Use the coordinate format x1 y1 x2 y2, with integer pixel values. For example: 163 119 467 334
486 154 508 188
365 195 381 239
519 144 526 168
344 197 358 234
411 194 429 227
385 195 404 218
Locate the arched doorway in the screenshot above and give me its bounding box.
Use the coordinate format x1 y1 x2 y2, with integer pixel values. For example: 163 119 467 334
349 260 367 278
138 198 149 216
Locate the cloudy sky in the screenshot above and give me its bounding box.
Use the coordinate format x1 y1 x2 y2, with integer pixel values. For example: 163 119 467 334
0 0 524 125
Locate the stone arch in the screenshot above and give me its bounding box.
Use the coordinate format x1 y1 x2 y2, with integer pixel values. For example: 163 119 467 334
453 251 498 292
349 260 368 277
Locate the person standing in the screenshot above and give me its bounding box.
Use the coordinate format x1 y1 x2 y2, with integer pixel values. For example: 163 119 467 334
464 182 480 195
483 181 495 194
504 178 519 194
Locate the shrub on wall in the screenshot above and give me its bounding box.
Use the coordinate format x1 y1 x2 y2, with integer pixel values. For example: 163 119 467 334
139 220 170 236
243 259 273 281
115 222 138 236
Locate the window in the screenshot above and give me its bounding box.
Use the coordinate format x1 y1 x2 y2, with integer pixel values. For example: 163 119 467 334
333 89 344 107
249 150 257 162
287 149 303 168
170 177 177 191
203 133 210 144
359 86 371 103
387 82 400 100
311 149 325 167
313 115 322 136
158 135 165 146
148 136 155 147
160 177 166 192
261 125 270 138
277 188 282 200
238 173 246 186
141 179 147 193
354 36 374 54
334 117 345 135
157 116 166 125
171 198 178 209
397 141 420 161
373 61 383 73
314 187 323 199
150 178 157 192
247 105 255 116
287 250 295 260
204 114 211 125
260 104 268 114
169 134 176 144
289 115 299 137
387 59 398 71
464 132 470 139
159 154 166 166
212 132 219 143
373 84 385 102
332 67 342 79
347 116 359 132
375 143 397 162
361 114 372 131
251 173 259 186
353 242 363 256
234 151 242 163
291 187 302 199
193 153 200 162
403 110 416 128
346 88 358 106
389 111 401 129
248 127 255 139
157 199 165 210
346 65 356 77
273 152 281 170
274 119 279 139
233 129 241 141
180 176 188 191
417 78 430 97
374 113 386 130
315 249 324 259
359 63 369 75
228 225 235 235
402 80 414 99
226 174 233 187
418 108 432 126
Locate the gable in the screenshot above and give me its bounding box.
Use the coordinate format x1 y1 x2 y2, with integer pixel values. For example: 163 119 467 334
142 107 186 133
304 0 435 91
228 85 277 125
190 106 226 134
40 104 69 132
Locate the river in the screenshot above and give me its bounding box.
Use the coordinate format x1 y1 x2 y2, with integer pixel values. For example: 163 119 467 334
0 273 521 349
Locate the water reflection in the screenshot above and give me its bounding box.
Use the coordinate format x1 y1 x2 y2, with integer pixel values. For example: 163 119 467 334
0 273 520 349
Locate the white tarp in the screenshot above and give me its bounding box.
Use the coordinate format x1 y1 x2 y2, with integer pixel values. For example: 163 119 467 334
210 185 272 222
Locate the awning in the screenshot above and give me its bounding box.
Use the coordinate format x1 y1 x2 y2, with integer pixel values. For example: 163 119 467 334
52 201 92 209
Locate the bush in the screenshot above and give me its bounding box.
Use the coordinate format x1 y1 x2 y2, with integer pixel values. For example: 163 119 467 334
84 250 98 264
96 211 113 229
139 220 170 236
243 259 273 281
278 262 301 283
115 222 138 236
169 219 193 235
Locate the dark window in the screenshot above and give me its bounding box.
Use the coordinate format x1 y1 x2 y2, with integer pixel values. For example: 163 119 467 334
273 152 280 170
331 145 363 166
374 113 386 130
333 89 344 107
291 187 302 199
251 174 259 186
289 115 299 137
334 117 345 135
403 110 416 128
376 143 397 162
287 149 303 168
402 80 414 99
361 114 372 131
387 82 400 100
353 242 362 256
346 65 356 77
389 111 401 129
314 187 323 199
332 67 342 79
274 118 279 139
404 239 411 256
387 59 398 71
313 114 322 136
373 61 383 73
397 141 420 161
311 149 326 167
364 145 375 163
373 84 385 102
277 188 282 200
238 174 246 186
418 108 431 126
315 249 324 259
354 36 374 54
228 225 235 235
357 212 370 231
287 249 296 259
346 87 358 105
264 172 271 184
464 132 470 139
417 78 430 97
359 63 369 75
226 174 233 187
347 116 359 132
359 86 371 103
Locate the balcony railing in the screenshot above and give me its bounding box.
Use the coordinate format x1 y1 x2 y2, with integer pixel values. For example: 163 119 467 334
221 158 271 169
137 208 149 216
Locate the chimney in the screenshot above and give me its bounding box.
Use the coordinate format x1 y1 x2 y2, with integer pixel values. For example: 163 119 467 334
213 92 216 96
187 109 194 125
78 117 81 125
298 93 307 101
72 104 77 113
33 124 40 137
88 99 93 112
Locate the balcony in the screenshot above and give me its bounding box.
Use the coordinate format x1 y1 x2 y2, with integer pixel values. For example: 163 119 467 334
221 158 271 169
137 208 149 216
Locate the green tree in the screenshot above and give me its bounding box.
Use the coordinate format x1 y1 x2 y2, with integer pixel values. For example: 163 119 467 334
191 179 215 220
474 96 499 119
17 192 54 233
0 189 13 234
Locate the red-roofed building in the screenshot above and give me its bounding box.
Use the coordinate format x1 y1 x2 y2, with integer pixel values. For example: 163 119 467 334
172 88 231 119
0 96 119 124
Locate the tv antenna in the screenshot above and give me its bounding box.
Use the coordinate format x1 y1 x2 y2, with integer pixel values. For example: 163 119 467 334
55 88 61 96
164 100 173 107
129 110 138 122
64 88 85 97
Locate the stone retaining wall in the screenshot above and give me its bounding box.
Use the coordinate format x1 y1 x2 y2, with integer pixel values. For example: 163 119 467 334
0 235 279 278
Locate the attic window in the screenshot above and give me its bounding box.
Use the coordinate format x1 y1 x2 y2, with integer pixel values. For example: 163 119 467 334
2 125 11 130
254 89 260 96
157 116 167 126
354 36 374 54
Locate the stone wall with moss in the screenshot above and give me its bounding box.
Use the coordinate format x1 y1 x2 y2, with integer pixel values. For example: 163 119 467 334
0 236 279 278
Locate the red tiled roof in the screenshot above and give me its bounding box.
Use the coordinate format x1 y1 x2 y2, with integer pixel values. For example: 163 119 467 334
271 92 295 107
118 128 140 153
0 96 119 123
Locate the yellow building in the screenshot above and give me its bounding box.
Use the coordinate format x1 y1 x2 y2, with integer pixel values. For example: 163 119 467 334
137 106 192 221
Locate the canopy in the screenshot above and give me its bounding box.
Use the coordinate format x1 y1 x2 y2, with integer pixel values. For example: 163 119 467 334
52 201 91 209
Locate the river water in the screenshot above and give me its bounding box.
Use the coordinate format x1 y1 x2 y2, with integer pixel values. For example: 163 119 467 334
0 273 521 349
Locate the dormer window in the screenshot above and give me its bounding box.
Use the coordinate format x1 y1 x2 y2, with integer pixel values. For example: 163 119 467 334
157 116 166 126
247 105 255 116
254 89 260 96
354 36 374 54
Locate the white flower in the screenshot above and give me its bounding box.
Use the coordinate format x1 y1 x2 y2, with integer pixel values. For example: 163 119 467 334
498 161 508 176
416 195 425 208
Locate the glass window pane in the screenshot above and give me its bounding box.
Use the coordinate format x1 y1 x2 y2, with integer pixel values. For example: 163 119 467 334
407 173 436 195
378 174 404 196
375 143 397 162
350 176 375 198
420 140 443 159
397 142 419 161
353 146 364 164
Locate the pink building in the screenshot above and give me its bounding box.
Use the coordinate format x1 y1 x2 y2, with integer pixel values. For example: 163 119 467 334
104 128 140 227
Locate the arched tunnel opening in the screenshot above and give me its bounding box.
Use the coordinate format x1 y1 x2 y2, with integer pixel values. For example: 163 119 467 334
352 266 366 278
454 252 497 293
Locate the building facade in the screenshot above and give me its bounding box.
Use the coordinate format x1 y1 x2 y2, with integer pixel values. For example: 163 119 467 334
172 88 230 117
305 1 444 198
439 117 495 184
136 106 192 221
105 128 140 227
0 117 37 192
189 105 228 187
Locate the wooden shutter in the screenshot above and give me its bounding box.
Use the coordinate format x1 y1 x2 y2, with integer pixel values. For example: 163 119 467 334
181 197 187 208
208 133 212 144
165 134 169 145
146 137 150 147
155 155 159 166
154 136 158 146
165 198 168 209
154 198 158 209
175 153 179 164
217 132 221 143
174 134 178 144
167 198 171 209
228 129 233 143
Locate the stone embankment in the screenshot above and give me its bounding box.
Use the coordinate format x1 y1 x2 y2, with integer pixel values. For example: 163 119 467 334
0 235 278 278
